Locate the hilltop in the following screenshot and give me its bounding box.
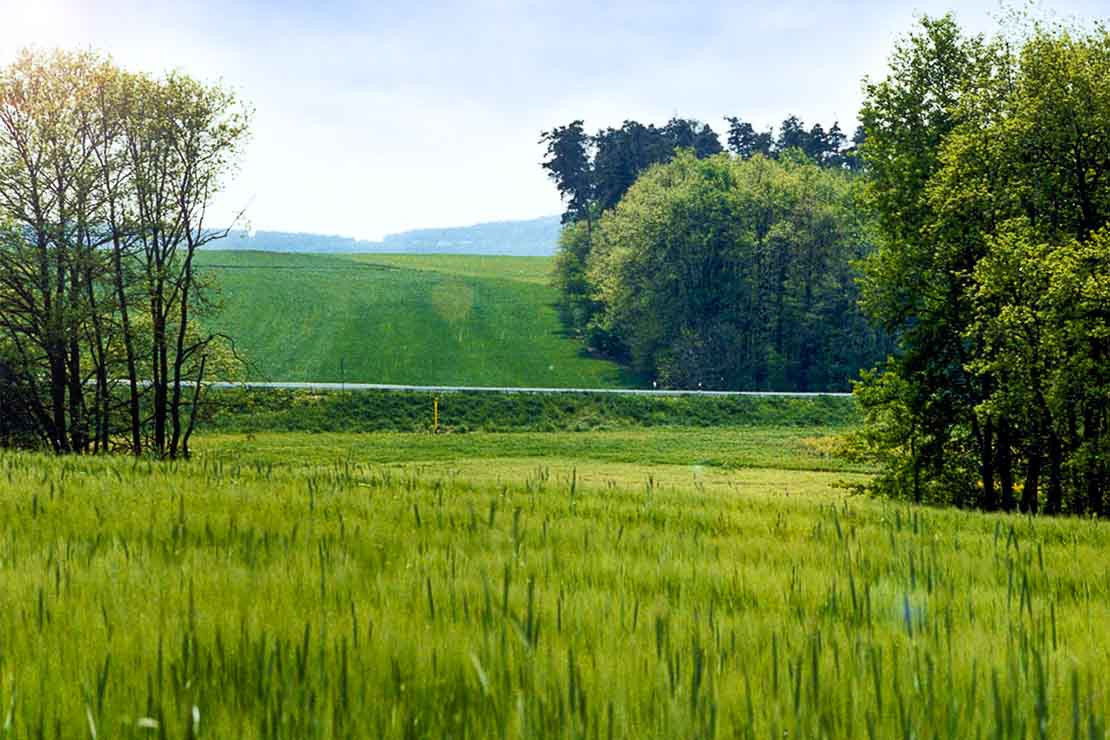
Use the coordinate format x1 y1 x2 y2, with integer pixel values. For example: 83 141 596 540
215 215 561 256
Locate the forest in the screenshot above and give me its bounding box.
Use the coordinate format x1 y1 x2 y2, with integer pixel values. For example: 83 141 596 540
541 114 878 392
541 15 1110 515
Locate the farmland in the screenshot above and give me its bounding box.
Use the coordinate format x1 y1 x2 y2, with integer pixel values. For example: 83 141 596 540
194 251 634 388
0 426 1107 738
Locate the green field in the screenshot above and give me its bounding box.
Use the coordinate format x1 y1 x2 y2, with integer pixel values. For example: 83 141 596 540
1 428 1108 738
195 251 634 387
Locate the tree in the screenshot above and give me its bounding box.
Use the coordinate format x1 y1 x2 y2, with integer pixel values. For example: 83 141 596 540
585 151 886 390
854 15 1110 515
725 115 853 166
776 115 810 154
663 117 724 158
592 121 668 211
543 115 727 341
539 120 593 226
851 15 991 506
0 50 114 452
0 49 249 457
123 71 249 458
724 117 774 159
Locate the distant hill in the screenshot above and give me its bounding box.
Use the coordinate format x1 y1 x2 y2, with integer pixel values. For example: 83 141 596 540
215 215 561 256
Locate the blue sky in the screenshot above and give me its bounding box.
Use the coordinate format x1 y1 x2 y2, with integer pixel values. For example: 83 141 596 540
1 0 1104 240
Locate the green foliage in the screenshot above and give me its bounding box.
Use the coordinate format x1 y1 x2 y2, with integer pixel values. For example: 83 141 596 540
551 222 605 343
539 121 593 224
0 434 1108 737
591 119 722 211
725 115 863 169
853 14 989 507
540 117 725 223
195 251 634 387
585 151 888 391
855 16 1110 515
199 387 860 435
724 117 774 159
0 50 248 457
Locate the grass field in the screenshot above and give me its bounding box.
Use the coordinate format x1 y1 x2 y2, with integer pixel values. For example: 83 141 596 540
195 251 634 387
0 428 1108 738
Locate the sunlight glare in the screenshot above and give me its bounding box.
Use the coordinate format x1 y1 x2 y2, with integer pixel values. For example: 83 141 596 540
1 0 74 53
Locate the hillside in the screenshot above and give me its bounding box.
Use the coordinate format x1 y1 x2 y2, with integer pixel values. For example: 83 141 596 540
376 215 561 255
195 250 635 387
215 215 561 256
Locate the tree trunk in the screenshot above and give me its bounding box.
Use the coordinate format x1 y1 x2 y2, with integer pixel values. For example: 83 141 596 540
67 259 87 453
1022 449 1040 514
44 229 70 453
112 234 142 456
169 281 189 459
1046 431 1063 515
153 313 167 456
151 253 167 457
975 416 997 510
48 347 68 453
1083 405 1102 515
997 420 1014 512
84 269 110 453
182 354 206 460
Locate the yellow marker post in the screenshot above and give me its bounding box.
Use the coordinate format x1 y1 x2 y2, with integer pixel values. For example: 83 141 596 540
434 397 439 434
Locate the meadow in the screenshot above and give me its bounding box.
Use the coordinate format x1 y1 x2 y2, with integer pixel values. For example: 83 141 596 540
194 251 635 387
0 426 1107 738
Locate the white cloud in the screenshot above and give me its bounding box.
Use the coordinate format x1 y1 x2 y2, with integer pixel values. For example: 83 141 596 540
0 0 1103 240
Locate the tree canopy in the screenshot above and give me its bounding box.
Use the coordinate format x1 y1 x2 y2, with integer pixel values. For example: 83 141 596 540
569 151 887 391
853 15 1110 515
0 49 249 457
541 113 875 388
725 115 863 169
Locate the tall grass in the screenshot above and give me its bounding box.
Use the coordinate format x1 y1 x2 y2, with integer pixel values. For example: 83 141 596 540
0 444 1106 737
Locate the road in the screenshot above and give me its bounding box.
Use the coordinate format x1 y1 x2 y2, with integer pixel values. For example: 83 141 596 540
207 381 851 398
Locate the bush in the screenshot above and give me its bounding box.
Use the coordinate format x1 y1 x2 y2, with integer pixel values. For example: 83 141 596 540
199 387 859 434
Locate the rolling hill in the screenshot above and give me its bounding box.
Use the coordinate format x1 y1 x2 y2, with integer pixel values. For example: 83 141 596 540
215 215 561 256
195 250 636 387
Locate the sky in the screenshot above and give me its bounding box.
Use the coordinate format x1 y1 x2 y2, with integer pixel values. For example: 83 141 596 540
0 0 1104 240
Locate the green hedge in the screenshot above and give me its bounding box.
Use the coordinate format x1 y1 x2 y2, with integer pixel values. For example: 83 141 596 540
199 388 859 433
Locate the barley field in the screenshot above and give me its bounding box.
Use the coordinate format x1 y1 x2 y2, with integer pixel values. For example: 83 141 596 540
0 431 1107 738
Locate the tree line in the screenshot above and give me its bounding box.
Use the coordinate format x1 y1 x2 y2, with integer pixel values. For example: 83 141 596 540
853 16 1110 516
0 50 248 457
541 114 862 226
541 116 886 391
724 116 864 170
541 14 1110 516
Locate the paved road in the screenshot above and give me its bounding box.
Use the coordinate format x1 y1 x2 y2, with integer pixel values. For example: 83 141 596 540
207 381 851 398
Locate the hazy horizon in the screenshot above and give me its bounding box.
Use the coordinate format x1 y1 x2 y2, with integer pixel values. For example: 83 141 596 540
2 0 1102 241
